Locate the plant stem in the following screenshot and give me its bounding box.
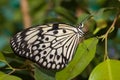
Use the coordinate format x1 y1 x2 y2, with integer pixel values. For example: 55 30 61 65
104 36 109 60
1 60 13 69
8 69 16 75
102 11 120 60
104 13 118 37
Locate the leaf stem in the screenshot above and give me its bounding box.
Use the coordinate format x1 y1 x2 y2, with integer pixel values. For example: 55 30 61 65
104 36 109 60
8 68 28 75
0 60 13 69
99 11 120 60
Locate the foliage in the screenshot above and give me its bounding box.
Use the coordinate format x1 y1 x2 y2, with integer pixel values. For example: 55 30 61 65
0 0 120 80
89 59 120 80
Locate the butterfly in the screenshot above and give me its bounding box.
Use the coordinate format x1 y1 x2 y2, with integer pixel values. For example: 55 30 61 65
10 23 85 70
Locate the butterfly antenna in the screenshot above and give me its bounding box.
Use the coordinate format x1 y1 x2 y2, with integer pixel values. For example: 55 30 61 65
81 15 92 24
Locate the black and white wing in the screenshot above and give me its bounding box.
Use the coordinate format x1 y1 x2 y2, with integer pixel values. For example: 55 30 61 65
10 23 84 70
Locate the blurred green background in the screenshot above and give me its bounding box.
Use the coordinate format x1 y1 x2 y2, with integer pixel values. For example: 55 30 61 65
0 0 120 80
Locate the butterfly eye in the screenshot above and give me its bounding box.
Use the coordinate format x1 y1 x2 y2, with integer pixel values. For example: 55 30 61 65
10 23 85 70
78 23 84 29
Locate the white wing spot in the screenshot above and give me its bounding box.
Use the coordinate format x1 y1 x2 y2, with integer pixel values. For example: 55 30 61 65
35 56 39 61
33 50 39 55
12 42 15 45
38 37 41 40
30 54 33 57
34 41 40 44
62 64 64 68
16 49 19 52
39 58 43 63
22 51 25 54
47 63 51 68
17 36 22 42
16 32 21 38
13 44 16 47
26 53 29 57
33 46 37 50
14 48 17 50
52 64 56 69
19 51 21 54
56 65 60 69
43 61 47 66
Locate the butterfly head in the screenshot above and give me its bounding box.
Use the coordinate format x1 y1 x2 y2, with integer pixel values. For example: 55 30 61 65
77 15 92 34
76 23 85 37
78 23 84 29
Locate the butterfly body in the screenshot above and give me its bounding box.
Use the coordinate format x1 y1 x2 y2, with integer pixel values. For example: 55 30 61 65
10 23 85 70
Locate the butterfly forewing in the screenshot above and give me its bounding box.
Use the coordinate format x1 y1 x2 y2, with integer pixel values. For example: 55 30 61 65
10 23 84 70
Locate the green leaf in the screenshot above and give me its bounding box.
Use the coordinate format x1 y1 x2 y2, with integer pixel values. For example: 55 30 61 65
56 37 98 80
89 59 120 80
0 72 5 77
0 52 6 61
34 66 55 80
0 71 22 80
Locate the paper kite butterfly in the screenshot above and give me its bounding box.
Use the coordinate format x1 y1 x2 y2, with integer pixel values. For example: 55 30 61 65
10 23 85 70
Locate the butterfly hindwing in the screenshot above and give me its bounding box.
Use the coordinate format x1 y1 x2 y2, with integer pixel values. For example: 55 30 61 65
10 23 82 70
